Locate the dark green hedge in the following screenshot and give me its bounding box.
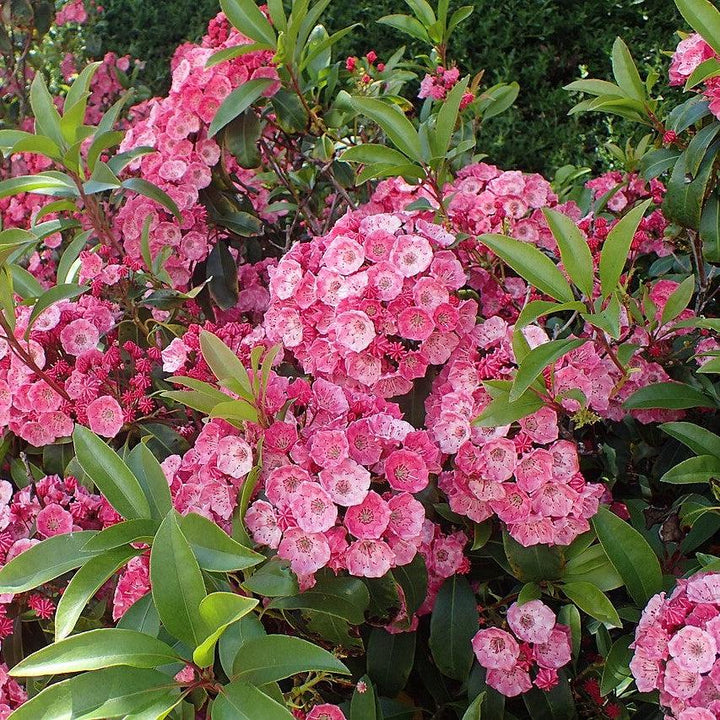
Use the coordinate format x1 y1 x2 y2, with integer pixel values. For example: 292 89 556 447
92 0 682 176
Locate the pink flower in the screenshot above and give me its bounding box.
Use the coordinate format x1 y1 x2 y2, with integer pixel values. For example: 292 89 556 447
246 500 282 548
507 600 556 643
309 430 350 469
319 459 371 506
472 627 520 670
386 492 425 539
344 491 391 539
335 311 376 352
307 705 347 720
534 626 572 668
480 438 517 482
215 436 253 478
86 395 124 438
278 527 331 577
486 666 533 697
345 538 394 577
664 659 702 699
397 307 434 341
668 626 717 674
390 234 433 277
266 465 311 505
36 503 74 537
384 450 428 493
60 318 100 356
161 338 188 372
293 482 338 533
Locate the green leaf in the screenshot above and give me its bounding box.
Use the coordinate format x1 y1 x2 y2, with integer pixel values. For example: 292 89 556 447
611 37 645 101
212 680 294 720
660 421 720 458
0 531 98 594
517 582 542 605
220 0 277 46
503 531 565 582
232 635 350 684
10 629 179 676
685 122 720 175
661 274 695 325
269 573 370 623
600 634 634 696
664 146 715 230
561 581 621 627
121 178 181 221
557 604 582 661
26 283 87 337
209 78 274 138
592 506 663 606
242 558 298 597
57 230 91 284
193 592 258 667
429 576 478 681
117 594 160 637
511 338 586 401
199 330 255 402
348 96 423 162
541 209 594 297
639 147 681 180
341 144 411 167
661 455 720 484
599 199 652 297
623 381 715 410
126 443 173 522
676 0 720 55
30 73 64 147
700 192 720 262
271 88 309 134
150 511 209 648
393 554 428 617
224 110 262 169
0 173 77 199
55 545 141 640
462 692 485 720
6 666 179 720
473 383 544 426
378 14 430 43
479 234 575 302
562 545 623 591
178 512 264 572
350 675 378 720
211 399 259 424
404 0 435 25
432 77 469 161
82 520 157 553
367 628 416 697
687 56 720 88
73 426 151 520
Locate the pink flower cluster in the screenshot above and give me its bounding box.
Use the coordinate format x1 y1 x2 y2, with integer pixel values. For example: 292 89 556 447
0 663 28 719
264 207 478 398
669 33 720 121
418 66 474 108
115 12 279 286
55 0 87 26
426 317 604 546
630 572 720 719
472 599 572 697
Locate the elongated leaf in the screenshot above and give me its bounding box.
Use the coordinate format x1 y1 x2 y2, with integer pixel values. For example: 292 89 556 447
432 77 469 161
378 14 430 43
503 531 564 582
463 692 485 720
349 96 423 162
30 73 63 147
700 192 720 262
11 629 179 676
0 173 77 199
55 546 141 640
224 110 262 168
178 512 263 572
232 635 349 684
368 628 416 697
6 666 179 720
479 234 575 302
600 634 634 696
661 274 695 325
592 506 662 606
511 338 586 402
209 79 274 138
541 209 594 297
341 144 410 166
0 531 97 594
623 381 715 410
639 147 681 179
26 283 88 336
212 679 294 720
473 385 544 426
117 594 160 637
429 576 478 681
562 581 621 627
660 422 720 458
82 519 157 552
599 199 652 297
350 674 378 720
199 330 254 401
193 592 258 667
73 426 151 520
151 511 209 648
220 0 277 46
611 37 645 101
664 146 715 229
661 455 720 484
121 178 181 220
676 0 720 55
271 88 308 133
126 443 173 521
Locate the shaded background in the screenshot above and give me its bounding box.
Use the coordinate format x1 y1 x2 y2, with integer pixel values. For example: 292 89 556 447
89 0 683 176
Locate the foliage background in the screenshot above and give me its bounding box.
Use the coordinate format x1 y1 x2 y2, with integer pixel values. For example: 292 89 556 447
92 0 683 174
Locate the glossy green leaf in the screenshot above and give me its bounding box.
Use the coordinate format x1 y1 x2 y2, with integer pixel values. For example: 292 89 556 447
0 173 77 199
473 382 544 426
661 274 695 325
30 73 64 147
232 635 350 684
211 679 294 720
511 338 586 402
479 234 575 302
562 581 621 627
341 144 411 167
558 604 582 661
10 629 179 676
178 512 263 572
242 558 298 597
541 208 594 297
660 422 720 458
700 192 720 262
599 199 652 297
661 455 720 484
219 614 266 678
462 692 485 720
562 545 623 591
664 146 715 230
117 594 160 637
592 506 662 606
55 545 141 640
193 592 258 667
126 442 173 521
121 178 181 221
6 666 179 720
220 0 277 46
350 674 378 720
676 0 720 55
432 76 469 161
73 426 151 520
0 531 98 594
623 381 715 410
209 78 274 138
378 14 430 43
150 511 209 648
56 230 92 284
271 88 309 133
224 110 262 169
503 531 565 582
367 628 416 697
429 576 478 681
199 330 255 401
611 37 645 101
600 634 634 696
